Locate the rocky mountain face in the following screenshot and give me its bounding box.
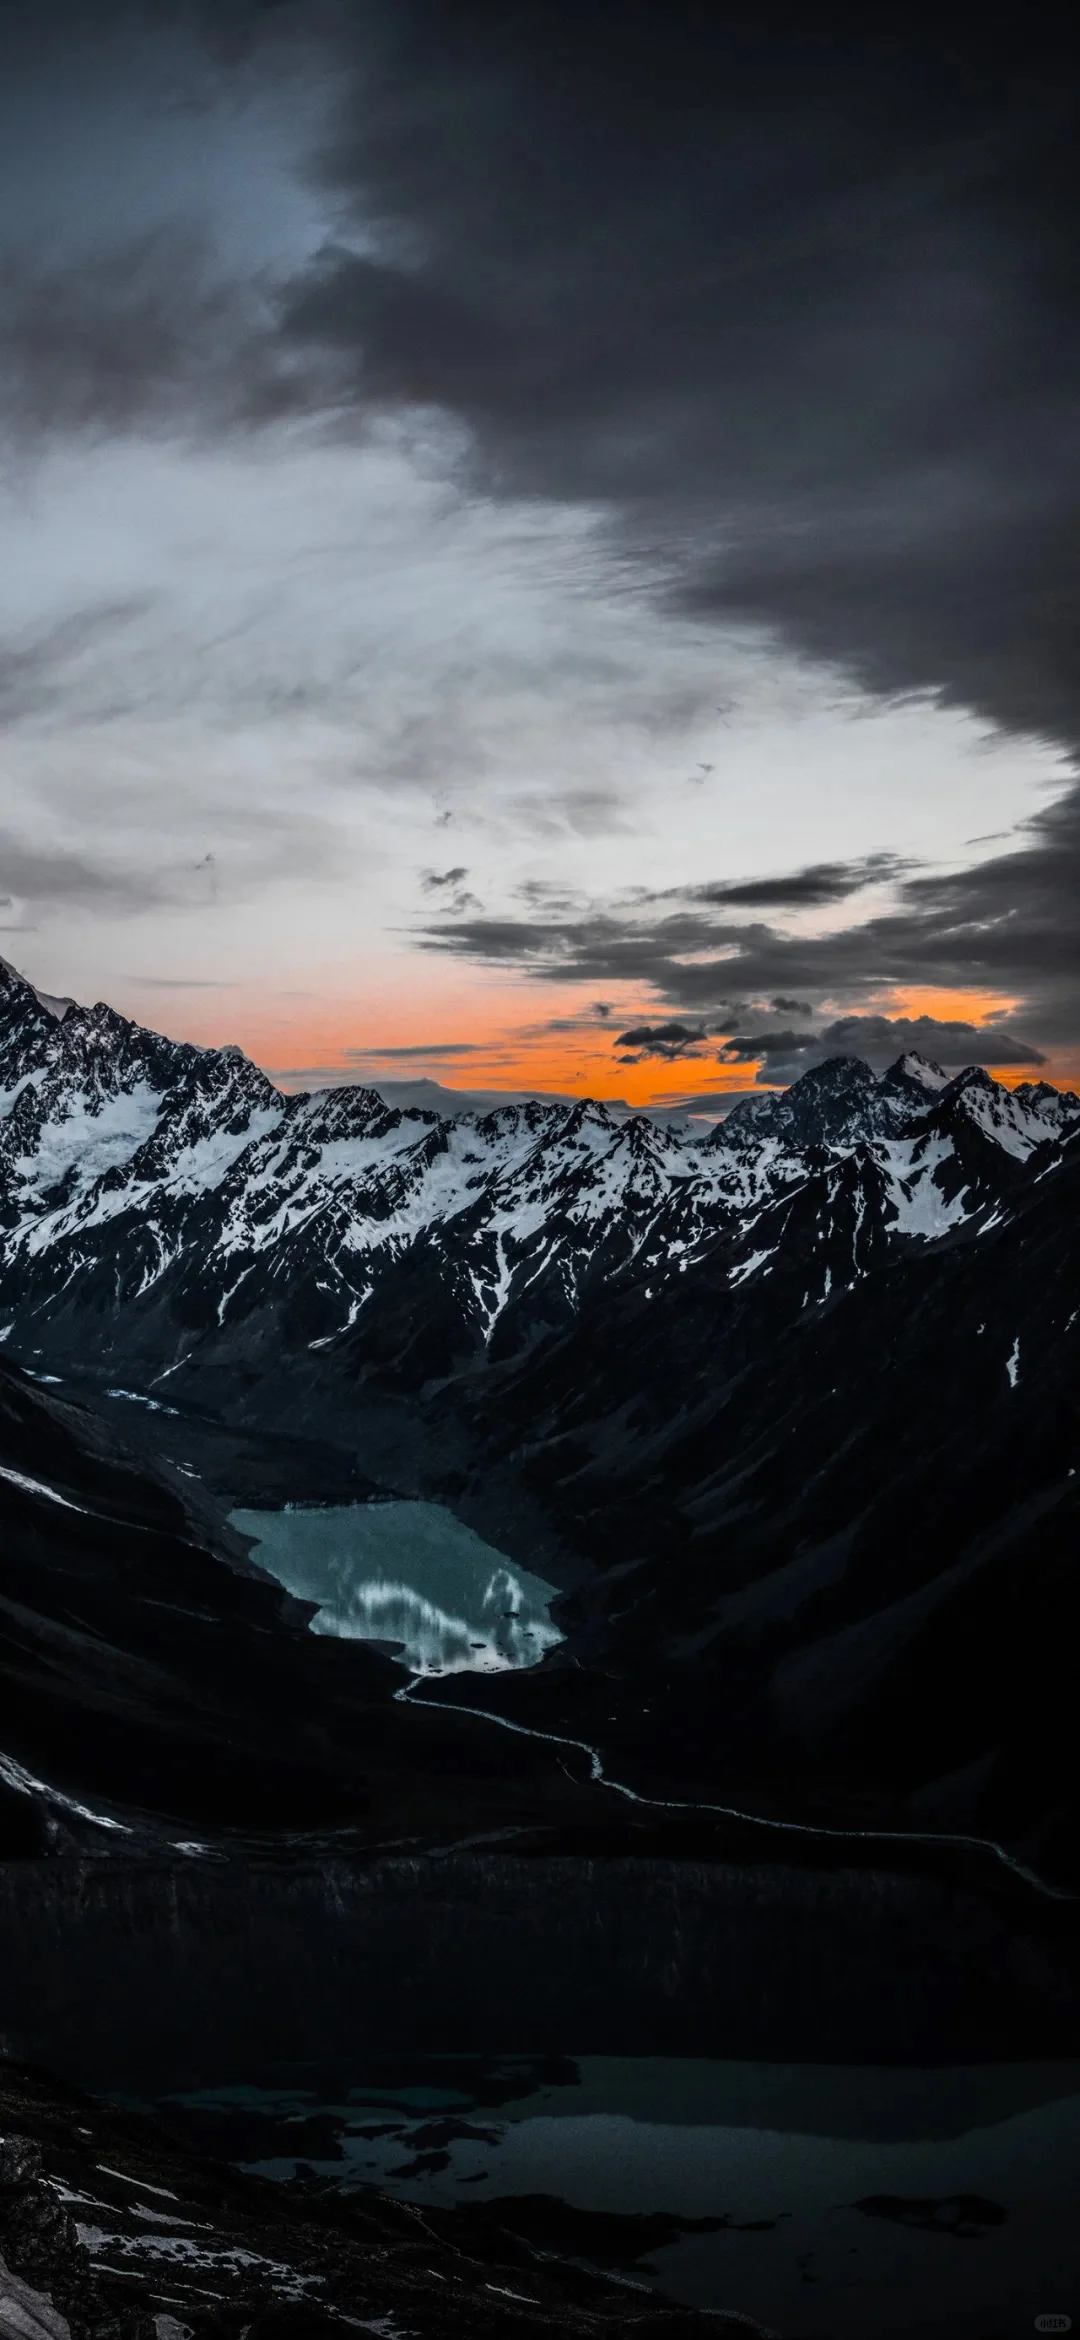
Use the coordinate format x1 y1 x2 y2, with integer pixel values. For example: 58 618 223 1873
2 956 1079 1882
443 1104 1080 1872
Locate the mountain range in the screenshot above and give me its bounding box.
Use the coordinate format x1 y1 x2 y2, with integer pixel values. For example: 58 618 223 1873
2 952 1075 1381
1 954 1079 1883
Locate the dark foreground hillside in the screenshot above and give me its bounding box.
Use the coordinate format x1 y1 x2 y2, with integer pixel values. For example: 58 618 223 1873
0 2060 755 2338
0 1358 607 1856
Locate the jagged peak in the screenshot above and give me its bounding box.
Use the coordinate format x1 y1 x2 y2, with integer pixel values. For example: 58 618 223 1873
558 1095 619 1135
1013 1076 1080 1110
0 956 74 1021
883 1050 950 1091
297 1082 392 1124
787 1053 876 1094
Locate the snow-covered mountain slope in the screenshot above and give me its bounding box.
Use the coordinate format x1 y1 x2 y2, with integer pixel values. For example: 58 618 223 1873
448 1102 1080 1875
0 956 1076 1382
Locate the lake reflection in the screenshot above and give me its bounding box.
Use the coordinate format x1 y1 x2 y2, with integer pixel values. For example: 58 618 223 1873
230 1499 563 1675
146 2054 1080 2340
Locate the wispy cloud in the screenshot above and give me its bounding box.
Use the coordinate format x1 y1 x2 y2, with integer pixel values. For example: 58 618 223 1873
343 1039 484 1059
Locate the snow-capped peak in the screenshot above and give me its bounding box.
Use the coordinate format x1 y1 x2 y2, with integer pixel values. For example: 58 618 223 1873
889 1050 950 1091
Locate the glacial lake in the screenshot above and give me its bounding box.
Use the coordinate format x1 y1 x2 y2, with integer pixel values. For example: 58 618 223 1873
142 2053 1080 2340
230 1499 563 1675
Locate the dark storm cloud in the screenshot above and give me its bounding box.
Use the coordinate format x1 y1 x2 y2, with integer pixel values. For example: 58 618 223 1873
0 831 164 911
818 1014 1045 1067
343 1040 482 1058
692 857 903 909
613 1020 710 1061
0 0 319 65
3 2 1077 1045
0 234 349 446
711 1011 1046 1086
420 780 1080 1058
651 1088 759 1117
7 2 1078 773
290 0 1079 1044
718 1029 821 1063
290 6 1079 716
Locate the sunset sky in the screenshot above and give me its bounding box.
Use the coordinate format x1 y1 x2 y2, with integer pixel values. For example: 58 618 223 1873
1 3 1077 1109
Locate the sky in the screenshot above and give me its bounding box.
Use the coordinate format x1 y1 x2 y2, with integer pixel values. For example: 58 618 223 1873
1 0 1078 1109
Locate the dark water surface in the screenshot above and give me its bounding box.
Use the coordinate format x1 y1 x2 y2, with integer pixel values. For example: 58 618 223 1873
135 2054 1080 2339
65 1502 1076 2332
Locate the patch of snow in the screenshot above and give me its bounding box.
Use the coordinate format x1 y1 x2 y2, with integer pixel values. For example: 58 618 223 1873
153 1107 283 1197
49 2186 116 2214
0 1079 36 1119
0 1463 82 1511
0 1750 132 1832
104 1388 179 1415
96 2169 178 2201
1006 1336 1020 1389
73 2227 321 2294
893 1051 950 1091
877 1135 970 1237
729 1247 773 1285
0 2248 70 2340
130 2208 199 2230
14 1084 161 1199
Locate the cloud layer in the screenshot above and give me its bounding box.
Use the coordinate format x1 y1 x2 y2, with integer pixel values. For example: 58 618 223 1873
0 1 1076 1085
293 2 1080 1059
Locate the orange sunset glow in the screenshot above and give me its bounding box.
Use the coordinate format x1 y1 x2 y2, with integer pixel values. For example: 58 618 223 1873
124 973 1078 1111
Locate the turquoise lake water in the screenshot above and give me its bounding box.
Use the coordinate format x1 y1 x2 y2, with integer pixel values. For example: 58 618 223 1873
230 1499 563 1675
